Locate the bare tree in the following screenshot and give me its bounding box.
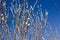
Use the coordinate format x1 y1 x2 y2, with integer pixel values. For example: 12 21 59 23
1 0 60 40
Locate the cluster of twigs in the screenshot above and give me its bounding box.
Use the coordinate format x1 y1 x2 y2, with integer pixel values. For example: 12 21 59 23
0 0 60 40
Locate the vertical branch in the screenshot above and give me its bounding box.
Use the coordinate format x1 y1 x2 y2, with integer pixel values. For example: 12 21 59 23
14 29 16 40
0 12 1 24
49 26 54 40
0 0 6 39
5 16 9 40
0 13 2 40
55 27 59 40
